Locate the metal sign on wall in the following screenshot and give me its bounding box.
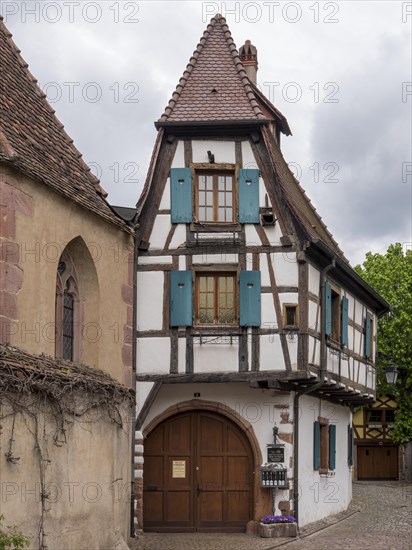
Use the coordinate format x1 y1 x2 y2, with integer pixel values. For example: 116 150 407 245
267 446 284 463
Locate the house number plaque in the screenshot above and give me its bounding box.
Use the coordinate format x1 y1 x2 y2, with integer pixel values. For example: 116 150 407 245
172 460 186 478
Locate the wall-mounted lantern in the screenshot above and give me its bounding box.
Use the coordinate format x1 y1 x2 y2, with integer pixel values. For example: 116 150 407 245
384 364 399 386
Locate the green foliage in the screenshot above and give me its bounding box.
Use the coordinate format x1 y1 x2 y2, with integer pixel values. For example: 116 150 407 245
0 515 30 550
355 243 412 443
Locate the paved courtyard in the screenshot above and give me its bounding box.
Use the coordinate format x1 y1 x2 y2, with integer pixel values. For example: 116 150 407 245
131 481 412 550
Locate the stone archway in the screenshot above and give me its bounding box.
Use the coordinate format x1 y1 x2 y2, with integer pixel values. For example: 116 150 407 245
142 399 267 532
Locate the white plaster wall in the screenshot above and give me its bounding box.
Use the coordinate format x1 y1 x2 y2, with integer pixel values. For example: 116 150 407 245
246 253 253 269
308 263 320 295
178 256 186 270
309 335 320 367
279 293 299 308
260 334 286 371
178 338 186 373
261 293 277 328
169 224 187 249
193 343 238 373
354 300 364 326
245 224 262 247
149 215 170 250
259 177 266 207
340 358 350 380
260 256 271 287
308 300 319 333
136 338 170 374
192 141 235 164
287 337 298 370
298 395 352 527
273 253 298 286
136 381 155 417
138 255 173 265
171 140 185 168
193 253 238 264
326 351 340 376
262 223 283 244
159 177 171 210
136 272 164 331
241 140 258 170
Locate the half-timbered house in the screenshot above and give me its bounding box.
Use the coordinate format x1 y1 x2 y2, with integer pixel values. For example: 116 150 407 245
134 14 389 532
353 395 411 481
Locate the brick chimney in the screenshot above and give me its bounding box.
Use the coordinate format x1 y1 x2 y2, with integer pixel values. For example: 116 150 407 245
239 39 258 85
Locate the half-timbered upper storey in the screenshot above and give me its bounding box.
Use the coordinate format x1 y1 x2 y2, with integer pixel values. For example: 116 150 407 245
135 14 389 407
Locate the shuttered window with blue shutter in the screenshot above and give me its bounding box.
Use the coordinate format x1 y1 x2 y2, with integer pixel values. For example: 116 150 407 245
239 271 261 326
364 313 372 358
329 424 336 470
238 168 260 223
341 296 349 346
313 421 321 470
325 282 332 336
170 168 192 223
170 271 192 326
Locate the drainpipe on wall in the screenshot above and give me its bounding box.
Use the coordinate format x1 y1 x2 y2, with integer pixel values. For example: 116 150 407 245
130 221 139 538
293 257 335 524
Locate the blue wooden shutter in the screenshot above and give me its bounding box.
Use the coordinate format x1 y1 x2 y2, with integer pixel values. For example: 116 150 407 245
325 282 332 336
313 421 321 470
170 271 192 326
238 168 260 223
170 168 192 223
364 313 371 358
239 271 261 326
341 296 349 346
348 426 354 467
329 424 336 470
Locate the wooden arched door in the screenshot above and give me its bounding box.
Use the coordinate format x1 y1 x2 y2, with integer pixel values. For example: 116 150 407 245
143 410 254 532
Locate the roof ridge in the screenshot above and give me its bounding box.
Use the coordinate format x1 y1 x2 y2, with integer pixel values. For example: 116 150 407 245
159 13 264 122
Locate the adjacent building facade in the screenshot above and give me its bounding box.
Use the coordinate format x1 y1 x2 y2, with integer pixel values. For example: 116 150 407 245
134 14 389 532
0 16 135 549
353 395 412 482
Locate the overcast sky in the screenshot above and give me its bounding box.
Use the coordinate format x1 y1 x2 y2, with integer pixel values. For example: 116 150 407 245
2 0 411 266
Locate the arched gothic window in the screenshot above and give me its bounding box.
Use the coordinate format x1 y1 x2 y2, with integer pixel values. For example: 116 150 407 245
55 253 81 361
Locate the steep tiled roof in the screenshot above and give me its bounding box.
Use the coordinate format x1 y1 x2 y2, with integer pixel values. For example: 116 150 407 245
0 17 129 232
261 126 347 261
159 14 266 123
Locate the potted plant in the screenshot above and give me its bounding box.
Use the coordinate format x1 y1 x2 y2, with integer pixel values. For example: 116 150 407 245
259 515 298 538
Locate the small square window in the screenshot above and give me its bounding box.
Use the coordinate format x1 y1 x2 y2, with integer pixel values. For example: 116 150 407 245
283 304 298 327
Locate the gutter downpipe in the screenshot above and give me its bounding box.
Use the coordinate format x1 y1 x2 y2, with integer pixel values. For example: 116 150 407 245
293 257 335 525
130 221 139 538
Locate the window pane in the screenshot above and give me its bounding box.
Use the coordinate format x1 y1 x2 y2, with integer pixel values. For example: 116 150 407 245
386 410 395 423
63 291 74 361
196 172 234 223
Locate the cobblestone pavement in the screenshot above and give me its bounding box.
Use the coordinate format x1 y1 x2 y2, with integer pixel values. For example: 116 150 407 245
131 482 412 550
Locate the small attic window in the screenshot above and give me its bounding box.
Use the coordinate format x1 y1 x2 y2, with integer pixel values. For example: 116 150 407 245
210 88 218 94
